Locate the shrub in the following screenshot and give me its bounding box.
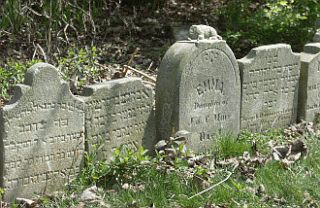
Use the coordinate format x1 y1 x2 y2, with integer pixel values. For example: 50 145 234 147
216 0 320 56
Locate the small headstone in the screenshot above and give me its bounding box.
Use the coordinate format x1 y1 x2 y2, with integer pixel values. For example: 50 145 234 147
298 43 320 123
238 44 300 132
82 77 156 161
0 63 85 201
156 25 241 152
313 30 320 42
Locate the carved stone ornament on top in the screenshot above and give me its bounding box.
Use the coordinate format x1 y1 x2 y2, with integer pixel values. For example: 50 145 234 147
188 25 222 41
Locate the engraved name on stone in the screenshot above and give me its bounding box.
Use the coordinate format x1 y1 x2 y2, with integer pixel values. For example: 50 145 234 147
156 35 240 152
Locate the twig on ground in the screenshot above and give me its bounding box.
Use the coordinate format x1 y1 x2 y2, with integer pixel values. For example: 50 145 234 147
25 6 56 22
36 43 47 63
121 47 140 77
64 23 70 44
147 61 154 71
232 198 241 206
188 163 239 200
94 62 110 71
142 80 156 87
54 11 79 40
123 65 156 83
32 42 37 60
0 30 12 35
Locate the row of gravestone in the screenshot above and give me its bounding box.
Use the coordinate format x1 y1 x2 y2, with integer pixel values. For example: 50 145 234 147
156 32 320 153
1 25 320 201
0 63 156 201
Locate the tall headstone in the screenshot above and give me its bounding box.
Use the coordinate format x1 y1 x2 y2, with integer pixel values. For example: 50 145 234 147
155 25 241 152
238 44 300 132
298 43 320 123
82 77 155 161
0 63 85 201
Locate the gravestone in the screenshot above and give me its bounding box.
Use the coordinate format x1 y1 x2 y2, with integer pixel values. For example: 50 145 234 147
314 30 320 42
155 25 241 152
238 44 300 132
0 63 85 201
82 77 155 161
298 43 320 123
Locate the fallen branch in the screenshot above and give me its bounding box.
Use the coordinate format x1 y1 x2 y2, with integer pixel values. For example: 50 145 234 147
93 62 110 71
64 23 70 44
36 44 47 63
32 42 37 60
147 61 154 71
142 80 156 87
123 65 156 83
188 163 239 200
121 47 140 77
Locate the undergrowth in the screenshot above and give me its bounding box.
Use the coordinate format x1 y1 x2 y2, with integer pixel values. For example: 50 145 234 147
34 129 320 207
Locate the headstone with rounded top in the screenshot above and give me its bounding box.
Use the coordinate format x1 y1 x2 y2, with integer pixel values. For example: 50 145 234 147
0 63 85 201
155 25 241 152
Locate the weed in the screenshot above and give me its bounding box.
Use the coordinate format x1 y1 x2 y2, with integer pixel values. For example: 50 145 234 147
217 0 320 54
0 59 42 99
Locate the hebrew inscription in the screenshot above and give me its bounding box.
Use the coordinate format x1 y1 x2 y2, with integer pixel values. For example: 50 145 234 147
0 63 84 201
238 44 300 132
83 78 155 161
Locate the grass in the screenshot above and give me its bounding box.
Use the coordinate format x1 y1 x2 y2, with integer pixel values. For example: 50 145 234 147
19 129 320 207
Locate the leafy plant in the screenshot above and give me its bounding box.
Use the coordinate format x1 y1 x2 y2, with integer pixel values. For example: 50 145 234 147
80 143 153 189
217 0 320 56
0 59 42 99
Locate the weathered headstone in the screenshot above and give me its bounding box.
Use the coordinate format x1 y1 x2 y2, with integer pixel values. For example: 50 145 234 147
298 43 320 123
155 25 241 152
0 63 85 201
81 77 155 161
313 30 320 42
238 44 300 132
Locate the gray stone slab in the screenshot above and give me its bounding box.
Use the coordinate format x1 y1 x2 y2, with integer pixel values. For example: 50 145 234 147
155 28 241 152
0 63 85 202
81 77 155 161
298 43 320 123
313 30 320 42
238 44 300 132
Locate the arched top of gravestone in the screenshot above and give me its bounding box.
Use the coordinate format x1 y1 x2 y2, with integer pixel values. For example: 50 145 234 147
240 43 294 61
5 63 78 107
24 63 61 86
82 77 145 97
156 25 240 146
303 43 320 54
